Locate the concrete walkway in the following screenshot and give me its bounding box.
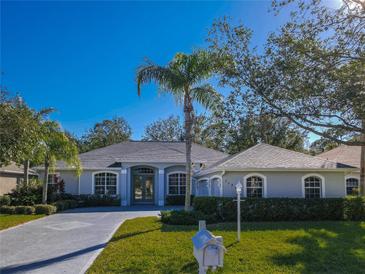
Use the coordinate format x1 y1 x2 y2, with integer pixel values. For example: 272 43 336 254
0 206 176 274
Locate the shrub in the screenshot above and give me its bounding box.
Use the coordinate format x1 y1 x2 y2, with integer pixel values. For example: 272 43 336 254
15 206 35 215
192 197 365 222
165 195 195 206
34 204 57 215
160 210 217 225
78 195 120 207
53 199 79 212
49 193 76 202
0 205 16 214
0 195 11 206
344 196 365 221
8 179 43 206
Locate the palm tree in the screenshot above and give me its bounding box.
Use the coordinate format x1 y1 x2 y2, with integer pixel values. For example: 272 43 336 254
136 51 221 210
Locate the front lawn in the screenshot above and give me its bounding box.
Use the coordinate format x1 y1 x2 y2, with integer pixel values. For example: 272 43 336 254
0 214 45 230
87 217 365 274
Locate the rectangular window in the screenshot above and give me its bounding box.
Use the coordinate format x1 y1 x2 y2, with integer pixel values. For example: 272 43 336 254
168 173 186 195
94 172 117 195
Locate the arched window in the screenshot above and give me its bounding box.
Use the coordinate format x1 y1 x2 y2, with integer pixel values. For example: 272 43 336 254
210 177 222 197
93 172 118 195
197 179 210 196
168 173 186 195
346 177 359 196
246 176 264 198
303 175 323 198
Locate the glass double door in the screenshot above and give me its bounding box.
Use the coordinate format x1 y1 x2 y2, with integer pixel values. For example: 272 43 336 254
133 174 154 204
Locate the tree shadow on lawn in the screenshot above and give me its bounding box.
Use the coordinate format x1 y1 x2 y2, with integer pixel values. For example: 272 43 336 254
270 222 365 274
160 221 365 273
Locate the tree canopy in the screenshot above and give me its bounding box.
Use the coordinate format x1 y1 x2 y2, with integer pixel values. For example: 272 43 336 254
0 90 52 167
142 116 184 142
204 90 307 154
209 0 364 145
80 117 132 152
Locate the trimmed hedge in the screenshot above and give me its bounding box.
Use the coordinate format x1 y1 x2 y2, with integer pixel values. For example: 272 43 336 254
34 204 57 215
15 206 35 215
165 195 194 206
0 205 16 214
0 195 11 206
53 199 79 212
161 210 217 225
193 197 365 222
78 195 120 207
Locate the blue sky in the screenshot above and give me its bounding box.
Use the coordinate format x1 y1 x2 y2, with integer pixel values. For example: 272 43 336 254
1 0 338 141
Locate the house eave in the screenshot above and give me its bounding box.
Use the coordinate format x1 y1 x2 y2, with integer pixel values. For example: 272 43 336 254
197 167 359 176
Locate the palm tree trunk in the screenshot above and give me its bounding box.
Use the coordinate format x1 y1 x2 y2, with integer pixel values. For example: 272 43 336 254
184 89 193 211
360 119 365 196
23 160 29 186
42 159 49 204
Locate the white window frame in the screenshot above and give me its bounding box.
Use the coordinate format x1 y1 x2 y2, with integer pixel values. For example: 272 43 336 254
344 175 360 196
209 175 223 197
302 173 325 198
243 173 267 198
167 172 187 195
92 171 119 196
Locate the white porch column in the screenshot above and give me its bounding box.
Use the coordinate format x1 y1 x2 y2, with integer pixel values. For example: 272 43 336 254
120 168 128 206
158 168 165 206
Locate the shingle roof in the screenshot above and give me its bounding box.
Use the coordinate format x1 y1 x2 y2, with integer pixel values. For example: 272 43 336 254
53 141 228 169
318 145 361 168
198 143 355 175
0 162 37 175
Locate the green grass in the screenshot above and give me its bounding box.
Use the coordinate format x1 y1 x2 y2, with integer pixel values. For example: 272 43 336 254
87 217 365 274
0 214 45 230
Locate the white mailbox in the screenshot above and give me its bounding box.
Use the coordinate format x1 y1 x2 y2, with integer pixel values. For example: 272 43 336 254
192 227 225 273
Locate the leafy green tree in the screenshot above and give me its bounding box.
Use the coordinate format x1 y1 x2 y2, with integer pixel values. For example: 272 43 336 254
209 0 365 193
142 116 183 141
0 90 52 184
206 91 306 154
137 51 221 210
80 117 132 152
38 121 81 203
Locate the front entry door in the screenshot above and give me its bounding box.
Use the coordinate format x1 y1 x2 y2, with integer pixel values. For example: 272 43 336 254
133 174 154 204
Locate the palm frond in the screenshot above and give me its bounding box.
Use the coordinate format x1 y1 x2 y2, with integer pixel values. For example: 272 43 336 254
190 84 222 112
136 63 184 96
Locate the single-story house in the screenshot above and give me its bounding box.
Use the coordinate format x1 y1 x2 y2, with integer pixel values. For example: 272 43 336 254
318 145 362 195
0 162 38 195
36 141 359 206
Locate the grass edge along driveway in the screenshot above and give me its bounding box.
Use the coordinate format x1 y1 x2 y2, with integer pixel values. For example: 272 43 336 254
0 214 45 230
87 217 365 274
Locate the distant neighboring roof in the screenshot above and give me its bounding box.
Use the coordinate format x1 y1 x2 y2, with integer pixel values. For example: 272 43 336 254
198 143 356 176
318 145 361 168
48 141 228 170
0 162 37 175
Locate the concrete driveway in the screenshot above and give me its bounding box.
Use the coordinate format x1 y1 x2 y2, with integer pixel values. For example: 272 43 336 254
0 206 174 274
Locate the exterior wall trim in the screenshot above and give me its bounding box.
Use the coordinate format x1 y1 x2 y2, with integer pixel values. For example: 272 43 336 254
243 173 267 198
91 171 119 195
197 177 210 196
209 175 223 197
301 173 326 198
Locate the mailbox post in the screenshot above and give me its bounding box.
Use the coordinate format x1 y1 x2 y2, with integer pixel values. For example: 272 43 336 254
235 182 242 242
192 220 226 274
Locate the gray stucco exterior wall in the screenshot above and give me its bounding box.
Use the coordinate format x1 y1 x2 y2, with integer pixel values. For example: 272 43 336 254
41 167 349 204
219 171 346 198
